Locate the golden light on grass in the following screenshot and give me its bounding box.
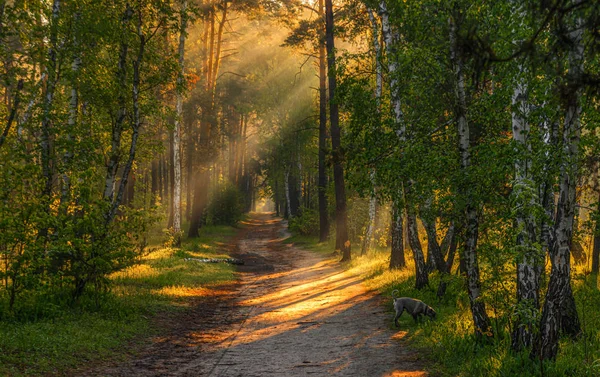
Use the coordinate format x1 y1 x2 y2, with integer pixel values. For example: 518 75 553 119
153 286 211 297
112 263 159 280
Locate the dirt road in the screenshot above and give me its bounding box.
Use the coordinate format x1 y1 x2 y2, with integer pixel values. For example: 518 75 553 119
87 213 427 377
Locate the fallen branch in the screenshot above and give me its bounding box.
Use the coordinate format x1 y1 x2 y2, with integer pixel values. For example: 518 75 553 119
184 257 244 265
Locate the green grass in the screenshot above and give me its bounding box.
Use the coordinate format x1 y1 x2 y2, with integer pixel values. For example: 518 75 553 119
292 234 600 377
0 224 238 376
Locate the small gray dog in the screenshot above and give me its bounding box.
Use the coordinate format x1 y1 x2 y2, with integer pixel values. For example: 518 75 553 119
392 289 436 327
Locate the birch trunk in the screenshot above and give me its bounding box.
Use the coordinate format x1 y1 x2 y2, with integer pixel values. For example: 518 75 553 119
390 202 406 269
361 8 382 256
449 15 492 340
379 0 427 287
509 2 543 350
107 12 145 224
172 0 187 244
533 9 583 360
104 5 133 205
325 0 350 261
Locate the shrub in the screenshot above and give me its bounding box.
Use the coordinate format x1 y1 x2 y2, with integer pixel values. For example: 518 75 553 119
288 208 319 236
206 183 245 226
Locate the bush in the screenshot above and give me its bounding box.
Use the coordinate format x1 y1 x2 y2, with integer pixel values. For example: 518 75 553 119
288 208 319 236
206 183 245 226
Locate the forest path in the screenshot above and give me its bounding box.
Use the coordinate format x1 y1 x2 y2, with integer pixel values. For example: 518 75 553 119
85 213 427 377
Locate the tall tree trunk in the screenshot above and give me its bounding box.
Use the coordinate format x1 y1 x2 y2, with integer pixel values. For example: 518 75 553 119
39 0 61 239
60 10 81 209
186 126 194 219
421 217 446 273
449 14 492 340
362 9 382 256
510 2 542 351
151 159 159 197
167 131 175 228
210 2 227 102
533 9 583 360
104 4 133 209
285 169 292 218
318 0 329 242
0 79 22 150
325 0 350 261
188 118 211 237
510 50 542 353
592 191 600 277
162 152 169 201
172 0 187 245
445 229 458 273
105 7 145 225
407 212 428 289
379 1 427 287
390 202 406 269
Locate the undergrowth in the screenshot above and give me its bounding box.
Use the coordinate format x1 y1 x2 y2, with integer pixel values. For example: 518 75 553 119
289 234 600 377
0 224 238 376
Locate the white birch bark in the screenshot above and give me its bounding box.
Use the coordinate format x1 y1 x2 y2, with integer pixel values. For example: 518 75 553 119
534 6 583 360
103 5 133 203
378 0 427 287
510 2 542 350
173 0 187 237
449 15 492 339
362 8 382 255
378 1 404 138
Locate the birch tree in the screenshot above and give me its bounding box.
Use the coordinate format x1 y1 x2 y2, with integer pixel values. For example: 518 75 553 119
378 0 427 288
449 11 492 340
533 5 584 360
172 0 189 246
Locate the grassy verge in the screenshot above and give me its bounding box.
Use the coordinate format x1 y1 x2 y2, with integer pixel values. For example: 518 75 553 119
0 224 239 376
288 234 600 377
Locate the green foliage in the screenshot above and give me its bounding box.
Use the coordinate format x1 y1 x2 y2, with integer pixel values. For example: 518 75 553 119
206 183 245 226
0 224 237 376
0 0 180 312
288 208 320 236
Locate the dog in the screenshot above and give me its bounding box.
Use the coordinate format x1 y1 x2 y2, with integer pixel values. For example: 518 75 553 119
392 289 436 327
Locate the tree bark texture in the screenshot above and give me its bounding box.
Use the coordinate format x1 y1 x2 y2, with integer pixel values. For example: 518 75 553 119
390 201 406 269
510 23 542 349
325 0 350 261
172 0 187 243
318 7 329 241
407 212 428 289
533 9 583 360
361 9 382 256
450 15 492 340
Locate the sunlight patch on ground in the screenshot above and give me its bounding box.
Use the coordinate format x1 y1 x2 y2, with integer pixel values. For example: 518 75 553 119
112 263 159 280
391 331 409 340
382 371 428 377
152 286 211 297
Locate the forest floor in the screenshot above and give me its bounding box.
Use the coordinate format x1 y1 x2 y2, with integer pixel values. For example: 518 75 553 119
81 213 427 377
